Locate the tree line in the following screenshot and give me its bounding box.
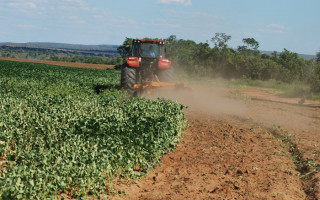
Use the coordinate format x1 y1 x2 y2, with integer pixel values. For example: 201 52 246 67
163 34 320 93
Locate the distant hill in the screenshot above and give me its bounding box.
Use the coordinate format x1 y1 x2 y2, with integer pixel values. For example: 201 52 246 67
0 42 119 52
260 50 316 60
0 42 121 65
297 54 317 60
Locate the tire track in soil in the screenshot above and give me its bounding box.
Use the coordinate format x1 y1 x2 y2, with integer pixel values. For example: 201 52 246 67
267 127 320 200
112 112 306 200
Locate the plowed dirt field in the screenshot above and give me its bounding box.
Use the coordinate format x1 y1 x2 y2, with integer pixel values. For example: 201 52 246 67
112 86 320 200
0 57 114 69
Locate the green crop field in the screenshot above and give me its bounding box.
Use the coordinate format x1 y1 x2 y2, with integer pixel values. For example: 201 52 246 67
0 60 187 199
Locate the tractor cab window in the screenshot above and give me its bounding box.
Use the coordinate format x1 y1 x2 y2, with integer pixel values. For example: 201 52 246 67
139 43 160 58
132 42 139 57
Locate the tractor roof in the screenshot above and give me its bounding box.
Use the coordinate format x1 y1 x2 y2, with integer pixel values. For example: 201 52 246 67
133 39 167 44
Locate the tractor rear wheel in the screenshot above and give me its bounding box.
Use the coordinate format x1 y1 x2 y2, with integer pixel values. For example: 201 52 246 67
157 67 174 82
121 64 137 96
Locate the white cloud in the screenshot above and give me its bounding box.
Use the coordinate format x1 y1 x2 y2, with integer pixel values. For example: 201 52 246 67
192 12 223 20
5 0 90 12
3 0 103 25
8 2 37 9
158 0 192 6
267 24 285 30
93 15 103 19
259 23 285 34
67 16 86 24
14 24 47 30
162 9 178 14
153 23 181 29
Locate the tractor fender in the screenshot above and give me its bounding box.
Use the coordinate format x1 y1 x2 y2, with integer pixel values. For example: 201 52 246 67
126 57 140 67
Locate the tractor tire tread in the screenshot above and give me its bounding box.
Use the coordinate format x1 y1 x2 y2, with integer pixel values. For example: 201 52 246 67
121 64 137 96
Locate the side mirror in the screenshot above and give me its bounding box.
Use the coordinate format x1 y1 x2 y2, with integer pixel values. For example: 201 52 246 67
125 45 130 52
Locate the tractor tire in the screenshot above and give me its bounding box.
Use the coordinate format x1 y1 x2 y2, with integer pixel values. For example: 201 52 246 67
121 64 137 96
157 67 174 82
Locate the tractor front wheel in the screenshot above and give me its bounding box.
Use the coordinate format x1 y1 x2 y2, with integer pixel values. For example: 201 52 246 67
157 67 174 82
121 64 137 96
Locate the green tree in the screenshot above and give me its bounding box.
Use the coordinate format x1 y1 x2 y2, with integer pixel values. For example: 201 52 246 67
209 33 237 78
310 62 320 93
316 51 320 64
243 38 259 50
117 37 133 59
238 38 260 55
211 33 231 50
277 49 312 82
167 35 177 42
271 51 278 60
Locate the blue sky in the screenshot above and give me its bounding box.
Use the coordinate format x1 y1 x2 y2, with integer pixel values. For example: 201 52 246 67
0 0 319 54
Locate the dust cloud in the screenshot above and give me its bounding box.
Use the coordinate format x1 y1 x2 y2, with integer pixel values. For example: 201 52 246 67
147 84 246 116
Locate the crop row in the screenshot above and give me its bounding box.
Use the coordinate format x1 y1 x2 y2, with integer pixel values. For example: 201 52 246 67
0 61 187 199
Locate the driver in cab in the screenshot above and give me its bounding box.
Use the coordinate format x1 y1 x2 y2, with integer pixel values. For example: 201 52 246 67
147 46 156 58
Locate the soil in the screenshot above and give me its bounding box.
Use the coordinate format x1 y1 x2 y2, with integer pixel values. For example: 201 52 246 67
111 86 320 200
0 57 114 70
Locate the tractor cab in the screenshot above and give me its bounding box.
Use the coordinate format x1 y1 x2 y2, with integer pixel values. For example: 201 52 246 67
127 39 171 71
131 39 166 59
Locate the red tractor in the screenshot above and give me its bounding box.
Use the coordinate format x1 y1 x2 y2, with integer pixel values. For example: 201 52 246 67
120 39 189 96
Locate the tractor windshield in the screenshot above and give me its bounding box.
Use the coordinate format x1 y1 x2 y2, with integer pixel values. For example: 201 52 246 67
139 43 160 58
